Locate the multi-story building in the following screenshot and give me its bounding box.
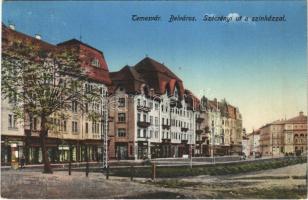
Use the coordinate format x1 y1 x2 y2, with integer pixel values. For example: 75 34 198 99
1 24 111 165
108 57 198 160
246 129 261 157
196 96 243 156
259 111 307 157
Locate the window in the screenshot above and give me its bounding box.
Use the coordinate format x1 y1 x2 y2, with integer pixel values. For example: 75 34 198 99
137 113 141 122
33 118 37 131
137 129 141 138
162 118 165 125
155 117 159 126
72 101 78 112
85 103 88 113
149 102 153 109
143 100 146 106
117 128 126 137
72 121 78 133
63 120 67 132
150 130 153 138
92 121 99 134
137 99 141 106
118 113 126 123
118 98 125 107
8 114 17 129
143 114 147 122
155 103 159 110
150 116 153 125
91 58 100 67
143 129 147 138
8 94 17 104
161 105 164 112
85 123 89 133
155 131 158 138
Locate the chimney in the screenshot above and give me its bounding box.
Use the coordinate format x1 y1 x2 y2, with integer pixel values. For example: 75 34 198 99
299 111 304 116
9 24 15 30
35 34 41 40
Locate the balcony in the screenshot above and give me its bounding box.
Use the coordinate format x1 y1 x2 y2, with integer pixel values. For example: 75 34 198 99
137 121 151 128
162 124 171 130
196 129 203 134
162 138 171 143
204 126 210 133
196 117 204 123
170 99 177 107
181 139 188 144
170 99 182 108
137 105 151 112
181 127 189 132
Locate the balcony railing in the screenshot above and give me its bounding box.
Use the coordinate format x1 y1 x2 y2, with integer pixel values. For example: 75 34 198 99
162 124 171 130
196 129 203 134
170 99 182 108
181 139 188 144
181 127 189 132
162 138 171 143
196 117 204 123
137 121 151 128
137 105 151 112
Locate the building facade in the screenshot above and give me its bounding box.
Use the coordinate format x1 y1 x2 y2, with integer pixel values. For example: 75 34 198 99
195 96 243 157
1 24 111 165
108 58 198 160
259 112 307 157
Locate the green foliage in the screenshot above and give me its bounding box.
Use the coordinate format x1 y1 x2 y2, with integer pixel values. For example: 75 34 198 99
2 39 104 129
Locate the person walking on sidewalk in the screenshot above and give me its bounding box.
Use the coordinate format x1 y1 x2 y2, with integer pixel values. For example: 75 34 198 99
20 155 26 169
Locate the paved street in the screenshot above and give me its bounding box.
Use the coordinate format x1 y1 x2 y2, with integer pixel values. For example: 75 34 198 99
1 163 307 199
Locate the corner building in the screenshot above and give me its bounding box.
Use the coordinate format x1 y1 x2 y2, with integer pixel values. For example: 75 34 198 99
108 57 199 160
1 24 111 165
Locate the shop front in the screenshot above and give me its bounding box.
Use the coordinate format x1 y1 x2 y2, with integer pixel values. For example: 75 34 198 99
137 141 148 159
1 136 24 167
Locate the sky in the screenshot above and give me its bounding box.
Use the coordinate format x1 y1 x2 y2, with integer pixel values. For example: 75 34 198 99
2 1 307 132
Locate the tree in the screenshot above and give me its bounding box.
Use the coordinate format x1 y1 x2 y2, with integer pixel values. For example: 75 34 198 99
2 37 102 173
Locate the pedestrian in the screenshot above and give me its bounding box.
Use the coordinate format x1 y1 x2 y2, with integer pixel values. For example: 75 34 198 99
20 155 25 169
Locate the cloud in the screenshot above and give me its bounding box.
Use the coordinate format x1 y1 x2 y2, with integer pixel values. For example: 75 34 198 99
227 13 240 21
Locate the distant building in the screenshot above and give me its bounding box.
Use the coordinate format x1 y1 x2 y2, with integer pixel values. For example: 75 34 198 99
259 112 307 157
246 129 261 157
196 96 243 156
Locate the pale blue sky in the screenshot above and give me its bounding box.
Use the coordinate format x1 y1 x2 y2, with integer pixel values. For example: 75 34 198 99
3 1 307 132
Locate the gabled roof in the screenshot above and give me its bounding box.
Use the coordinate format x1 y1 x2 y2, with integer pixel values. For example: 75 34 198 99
134 57 182 81
110 57 185 98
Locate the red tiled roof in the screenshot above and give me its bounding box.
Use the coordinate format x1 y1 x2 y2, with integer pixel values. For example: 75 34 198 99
3 24 111 85
2 24 55 51
285 113 307 124
111 57 185 99
57 39 111 85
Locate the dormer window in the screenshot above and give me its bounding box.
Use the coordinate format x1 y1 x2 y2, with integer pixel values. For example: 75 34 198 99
91 58 100 68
